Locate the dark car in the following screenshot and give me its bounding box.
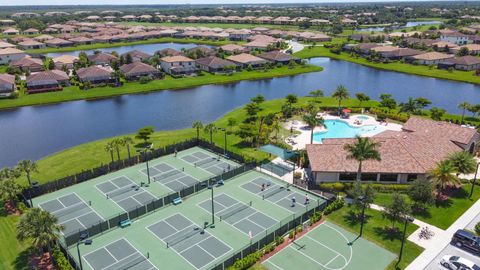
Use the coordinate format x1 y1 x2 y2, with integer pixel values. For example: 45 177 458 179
451 229 480 254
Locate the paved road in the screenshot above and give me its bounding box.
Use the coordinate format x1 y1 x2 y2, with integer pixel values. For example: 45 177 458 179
424 244 480 270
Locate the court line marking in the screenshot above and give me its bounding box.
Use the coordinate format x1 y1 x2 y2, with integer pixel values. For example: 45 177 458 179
249 180 307 208
82 238 130 269
324 254 340 268
74 192 106 223
322 223 353 267
305 235 347 263
239 181 298 213
287 245 330 267
123 238 159 270
264 260 286 270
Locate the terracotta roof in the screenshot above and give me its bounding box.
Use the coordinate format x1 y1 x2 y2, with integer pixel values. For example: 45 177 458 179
0 74 15 85
371 45 400 53
18 40 44 46
119 62 159 76
245 40 273 48
0 48 25 55
186 46 215 55
258 50 295 62
220 44 246 52
10 56 43 68
88 53 118 63
412 52 453 61
26 70 69 84
53 55 79 64
0 41 15 49
121 50 152 59
44 38 73 45
444 56 480 66
195 56 236 68
77 66 113 80
227 53 267 64
155 48 183 57
160 55 194 63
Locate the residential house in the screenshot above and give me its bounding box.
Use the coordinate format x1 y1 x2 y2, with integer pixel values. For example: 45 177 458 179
119 62 162 80
432 41 459 52
0 74 16 97
159 55 197 76
121 50 152 62
438 56 480 71
440 31 472 45
195 56 237 73
88 53 118 66
355 43 382 55
219 44 248 55
244 40 274 51
53 55 79 70
411 52 454 65
258 50 300 64
18 40 46 50
23 28 39 35
0 41 16 49
229 29 251 41
77 66 116 85
226 53 269 68
9 56 44 72
68 36 94 45
450 44 480 55
156 48 183 57
26 70 70 94
2 28 19 35
0 48 27 64
44 38 74 48
185 46 216 59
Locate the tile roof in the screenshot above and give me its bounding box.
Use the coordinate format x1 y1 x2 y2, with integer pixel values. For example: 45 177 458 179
10 56 43 68
444 55 480 66
160 55 195 63
77 66 113 80
0 48 25 55
119 62 160 76
195 56 236 68
155 48 183 57
412 52 453 61
258 50 295 62
26 70 69 84
227 53 267 64
53 55 79 64
0 74 15 85
87 52 118 63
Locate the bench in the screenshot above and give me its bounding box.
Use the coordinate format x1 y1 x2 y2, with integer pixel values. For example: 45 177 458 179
119 219 131 228
172 197 182 205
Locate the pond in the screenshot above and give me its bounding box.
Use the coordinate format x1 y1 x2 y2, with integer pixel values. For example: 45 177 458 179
357 20 442 32
0 57 478 167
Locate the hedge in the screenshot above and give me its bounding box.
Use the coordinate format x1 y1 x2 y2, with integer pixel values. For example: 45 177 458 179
318 182 410 194
52 247 73 270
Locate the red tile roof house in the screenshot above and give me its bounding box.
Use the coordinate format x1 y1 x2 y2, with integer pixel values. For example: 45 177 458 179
26 70 70 94
0 48 27 64
23 28 39 35
0 74 16 97
438 56 480 71
68 36 94 45
9 56 44 72
257 50 300 65
87 52 118 66
219 44 248 55
244 40 275 51
44 38 74 48
119 62 162 81
121 50 152 62
18 39 46 50
306 116 480 184
53 55 79 70
195 56 238 73
155 48 183 57
185 46 216 59
77 66 117 86
159 56 198 76
411 52 454 65
226 53 269 69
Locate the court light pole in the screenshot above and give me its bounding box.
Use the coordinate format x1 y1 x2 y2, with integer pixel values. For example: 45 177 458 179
469 162 479 199
208 183 216 227
219 128 227 155
76 233 92 270
398 216 414 264
137 144 153 185
358 196 367 237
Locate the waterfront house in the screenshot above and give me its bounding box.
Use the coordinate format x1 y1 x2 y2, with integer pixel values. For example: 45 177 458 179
306 117 479 184
257 50 300 64
9 56 44 72
77 66 116 85
68 36 94 45
226 53 269 69
26 70 70 94
438 56 480 71
440 31 472 45
119 62 162 80
159 55 197 76
121 50 152 62
449 44 480 55
87 52 118 66
219 44 248 55
156 48 183 57
411 52 454 65
0 74 16 97
18 40 46 50
44 38 74 48
0 48 27 64
185 46 216 59
244 40 273 51
195 56 237 73
23 28 39 35
53 55 79 70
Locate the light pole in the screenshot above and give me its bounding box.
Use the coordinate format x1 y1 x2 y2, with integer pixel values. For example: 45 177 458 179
76 233 92 270
220 128 227 155
398 216 414 264
137 144 153 185
208 184 216 227
26 180 38 207
469 162 479 199
359 196 367 237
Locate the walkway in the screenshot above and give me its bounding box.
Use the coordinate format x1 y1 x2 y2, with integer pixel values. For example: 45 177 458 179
285 40 304 53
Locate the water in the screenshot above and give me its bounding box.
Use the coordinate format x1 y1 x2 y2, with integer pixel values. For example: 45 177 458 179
44 42 204 58
356 115 370 120
357 20 441 32
0 57 478 167
313 119 385 143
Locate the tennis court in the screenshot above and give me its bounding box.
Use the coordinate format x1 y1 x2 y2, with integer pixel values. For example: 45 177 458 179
262 221 395 270
146 213 232 269
241 177 311 213
180 150 237 175
38 193 104 235
96 176 157 211
142 162 200 192
198 193 278 237
83 238 157 270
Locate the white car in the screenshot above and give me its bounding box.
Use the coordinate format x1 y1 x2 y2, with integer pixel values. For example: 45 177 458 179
440 255 480 270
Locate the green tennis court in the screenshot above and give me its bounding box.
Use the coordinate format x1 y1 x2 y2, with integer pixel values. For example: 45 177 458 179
262 221 396 270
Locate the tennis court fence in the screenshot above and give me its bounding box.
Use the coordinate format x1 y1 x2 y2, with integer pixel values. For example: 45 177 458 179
24 138 249 200
61 162 257 247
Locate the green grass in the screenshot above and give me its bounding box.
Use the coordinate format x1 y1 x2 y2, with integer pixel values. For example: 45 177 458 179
0 213 31 270
26 37 236 54
327 205 424 270
0 65 321 110
0 66 7 73
374 185 480 230
294 45 480 85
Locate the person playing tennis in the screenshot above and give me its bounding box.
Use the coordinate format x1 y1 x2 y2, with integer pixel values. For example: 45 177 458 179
291 196 296 207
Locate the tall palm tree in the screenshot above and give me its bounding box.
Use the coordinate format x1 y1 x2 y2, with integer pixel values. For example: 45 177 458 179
192 121 203 141
104 141 115 163
428 160 461 194
344 136 382 181
0 167 20 180
448 151 477 176
0 178 23 208
271 119 281 142
399 97 419 115
332 85 350 115
458 102 471 124
16 160 38 188
122 137 134 159
302 112 324 144
204 123 216 144
112 139 122 160
17 207 64 253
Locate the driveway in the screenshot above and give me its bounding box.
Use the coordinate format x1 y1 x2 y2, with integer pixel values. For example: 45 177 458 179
424 244 480 270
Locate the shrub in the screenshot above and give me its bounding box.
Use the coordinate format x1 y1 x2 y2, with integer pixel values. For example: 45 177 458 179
227 251 262 270
309 211 323 225
52 247 73 270
288 230 295 239
296 225 303 233
275 236 284 246
139 75 152 84
9 91 19 99
264 243 275 254
475 222 480 235
293 171 302 179
324 198 344 215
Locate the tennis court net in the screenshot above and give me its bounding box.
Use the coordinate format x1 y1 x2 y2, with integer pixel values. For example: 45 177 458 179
220 202 252 221
104 253 146 270
166 227 202 248
262 186 286 200
158 169 182 180
196 157 217 167
107 185 136 199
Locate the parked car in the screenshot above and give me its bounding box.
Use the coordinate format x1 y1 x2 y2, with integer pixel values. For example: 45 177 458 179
440 255 480 270
451 230 480 254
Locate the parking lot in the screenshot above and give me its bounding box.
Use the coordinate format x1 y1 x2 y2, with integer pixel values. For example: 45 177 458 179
425 243 480 270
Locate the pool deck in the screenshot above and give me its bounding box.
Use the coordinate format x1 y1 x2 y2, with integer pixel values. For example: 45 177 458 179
284 114 403 150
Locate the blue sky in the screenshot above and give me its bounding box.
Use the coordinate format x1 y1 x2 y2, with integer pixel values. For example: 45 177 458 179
1 0 448 6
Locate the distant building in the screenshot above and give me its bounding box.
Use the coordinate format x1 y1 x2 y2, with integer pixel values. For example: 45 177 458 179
195 56 237 73
0 74 16 97
9 56 44 72
0 48 27 64
226 53 269 68
26 70 70 94
77 66 116 85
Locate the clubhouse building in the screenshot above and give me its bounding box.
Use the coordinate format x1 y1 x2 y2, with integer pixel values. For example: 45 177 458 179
306 117 480 184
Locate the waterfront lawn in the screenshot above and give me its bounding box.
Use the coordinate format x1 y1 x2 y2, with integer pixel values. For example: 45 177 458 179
294 46 480 84
0 65 7 73
0 65 322 110
373 185 480 230
327 205 424 270
0 213 31 270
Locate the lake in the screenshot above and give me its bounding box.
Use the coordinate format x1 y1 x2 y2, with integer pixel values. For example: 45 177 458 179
0 57 478 167
357 20 442 32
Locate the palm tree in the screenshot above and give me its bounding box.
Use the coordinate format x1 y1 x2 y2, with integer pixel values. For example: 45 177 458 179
458 102 471 124
448 151 477 176
0 167 20 180
332 85 350 115
16 160 38 188
0 178 23 209
104 141 115 163
17 207 64 253
344 136 382 181
302 112 324 144
112 139 122 161
122 137 134 159
399 97 419 115
428 160 461 194
204 123 216 144
192 121 203 141
271 119 281 142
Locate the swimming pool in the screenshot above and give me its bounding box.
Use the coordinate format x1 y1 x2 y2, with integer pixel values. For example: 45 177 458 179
356 115 370 120
313 120 385 143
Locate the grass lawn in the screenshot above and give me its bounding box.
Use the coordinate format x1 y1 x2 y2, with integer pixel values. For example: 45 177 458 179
0 65 322 110
327 205 424 270
373 185 480 230
294 45 480 85
0 65 7 73
0 213 31 270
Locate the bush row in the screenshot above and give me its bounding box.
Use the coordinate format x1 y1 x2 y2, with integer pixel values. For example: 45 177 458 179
53 247 73 270
369 107 410 122
319 182 410 194
324 198 345 215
